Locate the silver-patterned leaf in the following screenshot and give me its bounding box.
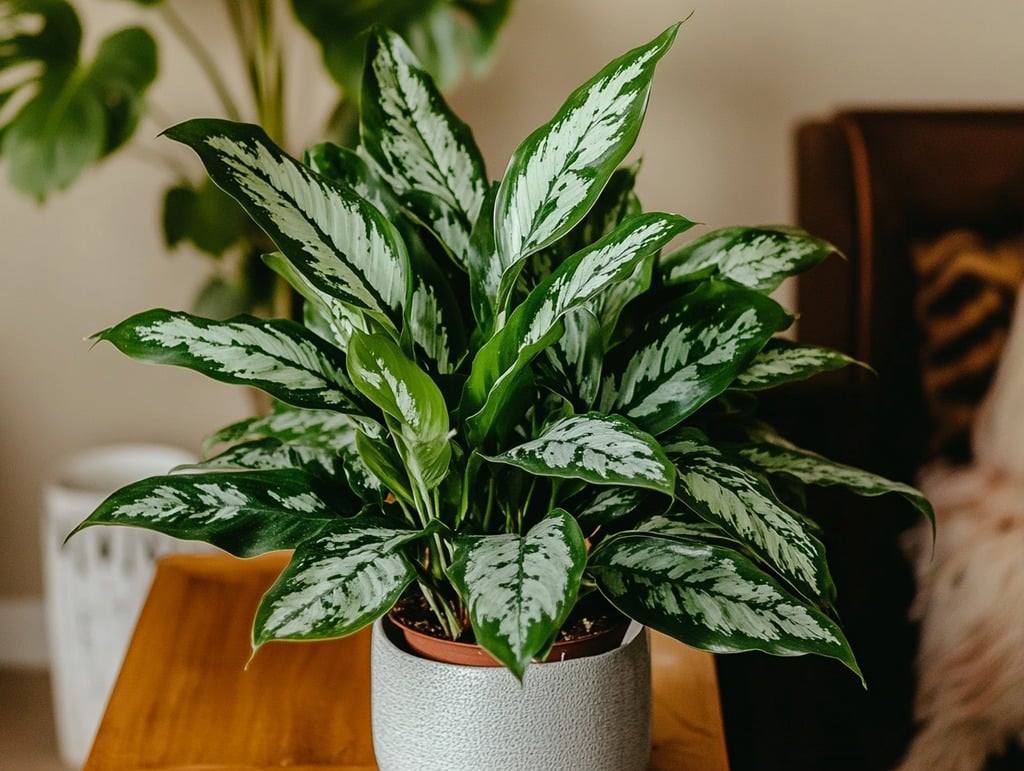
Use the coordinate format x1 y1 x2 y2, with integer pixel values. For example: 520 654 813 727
486 414 675 495
494 24 679 268
634 510 736 543
463 213 692 444
598 281 791 435
733 338 863 391
360 27 487 266
537 308 604 409
666 431 834 603
92 309 366 413
71 470 336 557
574 486 651 532
447 510 587 678
304 141 468 373
164 119 409 326
347 332 452 491
736 441 934 523
253 517 427 646
659 225 837 293
588 533 860 679
263 249 374 351
195 411 385 505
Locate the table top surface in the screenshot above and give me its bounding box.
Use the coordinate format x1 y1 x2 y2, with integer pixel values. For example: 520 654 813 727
85 552 729 771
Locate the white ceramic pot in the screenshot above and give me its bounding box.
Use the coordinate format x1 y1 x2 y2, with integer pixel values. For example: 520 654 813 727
370 618 652 771
42 443 201 768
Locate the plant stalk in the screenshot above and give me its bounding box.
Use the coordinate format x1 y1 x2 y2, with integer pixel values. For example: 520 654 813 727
160 3 243 122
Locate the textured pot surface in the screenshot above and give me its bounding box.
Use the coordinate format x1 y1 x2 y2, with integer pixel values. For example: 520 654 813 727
371 618 652 771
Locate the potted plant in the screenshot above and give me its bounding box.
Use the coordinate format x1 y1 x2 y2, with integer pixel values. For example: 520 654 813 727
73 21 931 770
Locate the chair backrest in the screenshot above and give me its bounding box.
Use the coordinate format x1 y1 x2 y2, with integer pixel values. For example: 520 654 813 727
796 109 1024 476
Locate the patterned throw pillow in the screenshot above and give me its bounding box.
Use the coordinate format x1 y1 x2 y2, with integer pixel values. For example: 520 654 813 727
912 230 1024 461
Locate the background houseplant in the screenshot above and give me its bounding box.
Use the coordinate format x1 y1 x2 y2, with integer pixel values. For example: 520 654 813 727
0 0 510 317
72 23 935 761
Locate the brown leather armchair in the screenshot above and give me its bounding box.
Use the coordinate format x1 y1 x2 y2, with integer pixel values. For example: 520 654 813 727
716 110 1024 771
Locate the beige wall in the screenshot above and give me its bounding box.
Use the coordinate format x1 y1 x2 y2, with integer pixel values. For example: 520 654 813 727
2 0 1022 599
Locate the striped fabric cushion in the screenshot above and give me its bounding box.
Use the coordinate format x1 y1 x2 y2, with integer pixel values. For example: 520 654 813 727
912 230 1024 461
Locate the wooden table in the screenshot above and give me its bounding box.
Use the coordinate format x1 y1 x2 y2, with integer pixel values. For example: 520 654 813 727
85 553 729 770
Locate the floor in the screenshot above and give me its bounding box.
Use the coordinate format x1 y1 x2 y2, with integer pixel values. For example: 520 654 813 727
1 668 68 770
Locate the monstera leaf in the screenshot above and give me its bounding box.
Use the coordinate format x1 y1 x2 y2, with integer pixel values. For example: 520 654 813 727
0 0 156 198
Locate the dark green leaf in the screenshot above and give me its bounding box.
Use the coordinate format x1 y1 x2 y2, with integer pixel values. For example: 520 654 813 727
92 309 368 413
447 510 587 678
598 281 792 435
660 225 837 293
253 515 429 645
589 533 861 680
71 469 339 557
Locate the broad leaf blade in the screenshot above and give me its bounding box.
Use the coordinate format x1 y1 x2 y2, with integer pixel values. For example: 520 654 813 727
164 119 410 327
737 440 934 523
253 517 427 646
589 533 860 679
486 413 675 495
305 141 468 373
660 225 837 293
573 486 651 532
92 309 367 413
463 213 692 445
360 26 487 265
202 406 385 503
447 510 587 678
347 332 452 490
494 23 679 267
598 281 791 435
666 431 834 603
536 308 604 409
71 470 336 557
733 338 863 391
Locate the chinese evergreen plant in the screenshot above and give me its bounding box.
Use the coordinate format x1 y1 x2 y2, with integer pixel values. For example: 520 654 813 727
0 0 510 316
74 22 931 680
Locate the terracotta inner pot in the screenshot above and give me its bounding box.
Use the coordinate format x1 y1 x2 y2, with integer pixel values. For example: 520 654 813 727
385 612 631 667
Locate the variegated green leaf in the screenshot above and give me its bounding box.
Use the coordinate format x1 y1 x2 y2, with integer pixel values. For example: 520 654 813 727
574 486 651 532
736 440 934 523
732 338 863 391
447 510 587 678
464 182 501 332
304 141 468 373
192 437 339 476
71 470 337 557
666 430 834 603
203 406 376 453
486 414 675 495
598 281 791 435
355 431 414 508
163 119 409 326
494 24 679 268
253 517 428 646
347 332 451 491
537 309 603 409
92 309 366 413
463 213 693 445
360 27 487 266
659 225 836 293
589 533 860 679
196 410 385 505
263 249 376 351
531 163 644 274
634 509 738 544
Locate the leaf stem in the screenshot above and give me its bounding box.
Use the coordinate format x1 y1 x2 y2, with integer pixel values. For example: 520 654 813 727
159 3 243 122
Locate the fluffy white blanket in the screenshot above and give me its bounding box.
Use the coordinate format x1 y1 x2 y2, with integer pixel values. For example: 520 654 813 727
897 287 1024 771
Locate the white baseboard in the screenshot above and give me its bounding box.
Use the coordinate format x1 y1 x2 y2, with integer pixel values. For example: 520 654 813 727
0 597 48 669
